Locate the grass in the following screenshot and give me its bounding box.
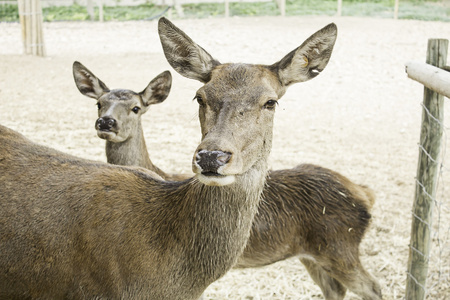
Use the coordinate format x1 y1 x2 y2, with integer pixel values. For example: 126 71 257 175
0 3 19 22
0 0 449 22
44 3 168 22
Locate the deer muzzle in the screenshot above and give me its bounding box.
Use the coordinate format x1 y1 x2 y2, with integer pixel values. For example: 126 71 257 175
96 117 117 132
193 149 235 186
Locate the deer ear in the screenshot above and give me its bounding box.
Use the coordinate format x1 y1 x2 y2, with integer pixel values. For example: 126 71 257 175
140 70 172 106
270 23 337 87
73 61 109 99
158 17 220 83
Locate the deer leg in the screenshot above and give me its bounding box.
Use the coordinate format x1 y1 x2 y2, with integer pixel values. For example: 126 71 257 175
327 264 382 300
300 258 346 300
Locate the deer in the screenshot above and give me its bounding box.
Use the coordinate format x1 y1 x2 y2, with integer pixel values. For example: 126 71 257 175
158 18 382 299
0 19 353 300
73 55 381 299
72 63 189 181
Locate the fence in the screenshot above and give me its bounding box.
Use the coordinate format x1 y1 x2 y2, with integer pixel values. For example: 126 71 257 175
405 39 450 299
1 0 450 23
2 0 449 56
17 0 45 56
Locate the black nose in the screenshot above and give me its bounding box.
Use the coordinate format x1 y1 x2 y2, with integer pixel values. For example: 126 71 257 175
196 150 231 174
96 117 116 131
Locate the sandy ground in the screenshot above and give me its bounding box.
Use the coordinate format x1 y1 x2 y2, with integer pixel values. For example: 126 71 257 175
1 16 450 299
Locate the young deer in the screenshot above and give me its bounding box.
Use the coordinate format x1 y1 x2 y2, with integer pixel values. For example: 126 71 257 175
73 63 189 181
158 18 381 299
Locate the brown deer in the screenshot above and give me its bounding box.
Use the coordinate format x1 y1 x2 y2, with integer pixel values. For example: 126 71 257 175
0 19 340 300
73 57 381 299
73 63 189 181
158 18 381 299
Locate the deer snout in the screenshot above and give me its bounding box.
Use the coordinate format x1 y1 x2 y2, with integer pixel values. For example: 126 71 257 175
194 150 235 186
96 117 117 132
196 150 231 175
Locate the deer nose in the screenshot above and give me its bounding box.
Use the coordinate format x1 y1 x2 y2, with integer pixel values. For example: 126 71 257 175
96 117 116 131
195 150 232 174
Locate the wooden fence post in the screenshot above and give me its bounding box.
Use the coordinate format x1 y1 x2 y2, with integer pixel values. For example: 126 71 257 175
275 0 285 16
87 0 95 20
18 0 46 56
394 0 399 19
405 39 448 299
98 0 104 22
225 0 229 17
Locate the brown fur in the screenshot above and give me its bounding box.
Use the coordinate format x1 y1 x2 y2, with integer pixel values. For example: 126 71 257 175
158 17 381 299
0 124 263 299
237 165 380 299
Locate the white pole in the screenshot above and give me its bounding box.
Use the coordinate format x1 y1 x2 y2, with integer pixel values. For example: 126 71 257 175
97 0 103 22
278 0 285 17
394 0 399 19
225 0 229 18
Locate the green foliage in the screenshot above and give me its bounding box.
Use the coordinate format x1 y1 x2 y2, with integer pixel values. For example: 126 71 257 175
102 3 162 21
44 4 90 21
285 0 339 16
0 3 165 22
398 1 450 21
230 2 279 17
0 4 18 22
179 3 224 18
0 0 448 22
341 1 396 18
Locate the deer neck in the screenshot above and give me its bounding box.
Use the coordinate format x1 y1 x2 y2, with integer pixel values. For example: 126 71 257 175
109 159 268 299
158 158 268 297
105 123 167 179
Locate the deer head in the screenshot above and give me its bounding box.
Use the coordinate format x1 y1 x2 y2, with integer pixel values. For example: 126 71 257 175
158 17 337 186
73 61 172 143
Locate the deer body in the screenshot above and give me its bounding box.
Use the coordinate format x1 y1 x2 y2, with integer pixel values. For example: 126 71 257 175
0 124 263 299
237 166 381 299
0 17 345 299
237 164 373 268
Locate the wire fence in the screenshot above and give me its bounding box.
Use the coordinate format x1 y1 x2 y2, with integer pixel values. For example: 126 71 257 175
428 156 450 297
405 40 450 299
419 102 450 298
1 0 450 22
415 104 450 298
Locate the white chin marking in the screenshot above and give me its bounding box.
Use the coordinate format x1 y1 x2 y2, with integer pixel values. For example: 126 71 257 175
196 174 236 186
97 131 116 140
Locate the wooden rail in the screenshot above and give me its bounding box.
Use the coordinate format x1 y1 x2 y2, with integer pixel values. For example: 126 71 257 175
406 61 450 99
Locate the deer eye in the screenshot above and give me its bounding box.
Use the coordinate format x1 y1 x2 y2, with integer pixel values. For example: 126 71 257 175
132 106 141 114
194 95 205 107
96 102 101 110
264 100 278 110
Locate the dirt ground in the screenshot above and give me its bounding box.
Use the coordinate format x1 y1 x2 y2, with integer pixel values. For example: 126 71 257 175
1 15 450 299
